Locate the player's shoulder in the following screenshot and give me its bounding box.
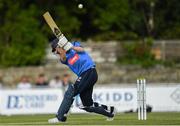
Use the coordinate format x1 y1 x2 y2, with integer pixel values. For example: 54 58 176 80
71 41 81 46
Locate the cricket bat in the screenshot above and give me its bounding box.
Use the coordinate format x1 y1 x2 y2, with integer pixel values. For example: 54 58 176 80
43 12 62 38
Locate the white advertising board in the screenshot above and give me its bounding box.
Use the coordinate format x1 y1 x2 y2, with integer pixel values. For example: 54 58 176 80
72 85 180 113
0 89 63 115
0 85 180 115
71 87 137 113
147 86 180 112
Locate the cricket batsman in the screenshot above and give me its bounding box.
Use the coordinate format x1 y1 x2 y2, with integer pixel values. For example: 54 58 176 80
48 34 115 123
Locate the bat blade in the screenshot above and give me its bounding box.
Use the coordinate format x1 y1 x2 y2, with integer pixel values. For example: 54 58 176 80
43 12 62 38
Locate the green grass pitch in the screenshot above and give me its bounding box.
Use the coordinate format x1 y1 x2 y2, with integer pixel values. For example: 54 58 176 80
1 112 180 125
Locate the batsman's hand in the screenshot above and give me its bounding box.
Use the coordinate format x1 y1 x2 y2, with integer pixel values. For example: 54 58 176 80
58 34 73 51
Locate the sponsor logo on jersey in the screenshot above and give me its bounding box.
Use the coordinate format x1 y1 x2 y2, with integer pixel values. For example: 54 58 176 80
68 54 79 65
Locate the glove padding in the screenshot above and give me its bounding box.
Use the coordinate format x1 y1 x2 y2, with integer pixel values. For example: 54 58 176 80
57 34 73 51
63 42 73 51
58 34 68 47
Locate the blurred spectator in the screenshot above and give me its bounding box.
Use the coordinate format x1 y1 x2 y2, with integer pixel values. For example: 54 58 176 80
17 75 32 89
49 75 63 88
35 74 48 87
62 74 72 91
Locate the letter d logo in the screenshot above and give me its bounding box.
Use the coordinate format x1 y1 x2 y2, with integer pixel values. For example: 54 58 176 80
7 95 21 109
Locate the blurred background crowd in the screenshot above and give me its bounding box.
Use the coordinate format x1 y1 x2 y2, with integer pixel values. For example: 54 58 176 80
0 73 72 90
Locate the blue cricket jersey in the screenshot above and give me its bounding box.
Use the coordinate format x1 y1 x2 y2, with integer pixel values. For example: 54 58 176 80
61 41 95 76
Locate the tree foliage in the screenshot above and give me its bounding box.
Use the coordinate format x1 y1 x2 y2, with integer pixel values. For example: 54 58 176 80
0 1 47 66
0 0 179 66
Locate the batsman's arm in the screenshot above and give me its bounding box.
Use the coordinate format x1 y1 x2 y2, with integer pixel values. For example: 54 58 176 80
73 46 84 52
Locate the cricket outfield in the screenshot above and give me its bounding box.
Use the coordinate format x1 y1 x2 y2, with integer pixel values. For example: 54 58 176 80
1 112 180 125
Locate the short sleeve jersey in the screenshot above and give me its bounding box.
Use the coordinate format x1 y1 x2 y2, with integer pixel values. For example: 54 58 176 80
61 41 95 76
